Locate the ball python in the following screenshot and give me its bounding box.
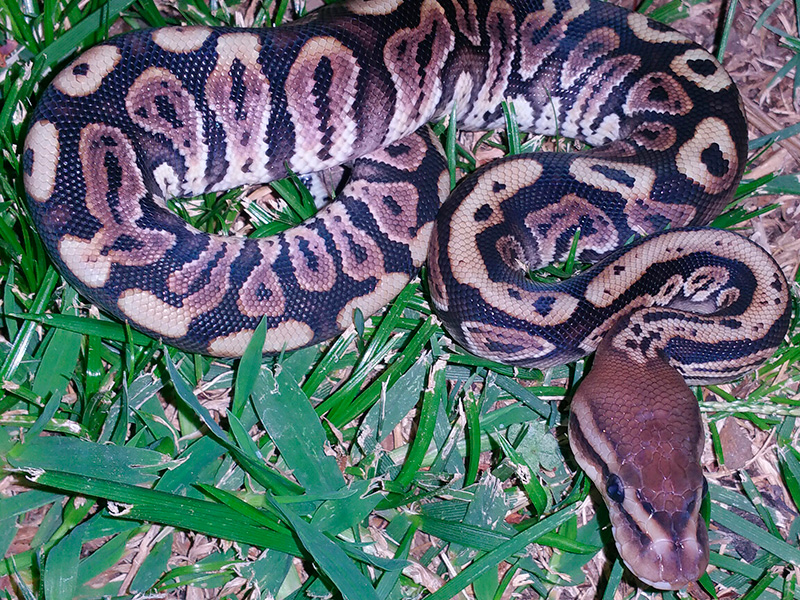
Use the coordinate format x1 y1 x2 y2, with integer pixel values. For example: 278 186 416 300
22 0 791 590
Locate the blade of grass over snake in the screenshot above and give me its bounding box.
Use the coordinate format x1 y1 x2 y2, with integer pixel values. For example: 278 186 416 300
502 101 522 155
444 353 541 379
447 104 458 189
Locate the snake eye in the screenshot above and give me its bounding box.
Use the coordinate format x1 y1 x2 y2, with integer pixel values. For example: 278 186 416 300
606 474 625 503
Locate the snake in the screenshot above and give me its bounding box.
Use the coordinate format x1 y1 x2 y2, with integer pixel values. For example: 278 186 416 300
22 0 792 590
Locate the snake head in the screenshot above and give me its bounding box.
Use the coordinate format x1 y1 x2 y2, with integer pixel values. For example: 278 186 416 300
601 459 709 590
569 336 709 590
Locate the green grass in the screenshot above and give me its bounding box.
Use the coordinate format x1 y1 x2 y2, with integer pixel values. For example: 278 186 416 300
1 0 799 599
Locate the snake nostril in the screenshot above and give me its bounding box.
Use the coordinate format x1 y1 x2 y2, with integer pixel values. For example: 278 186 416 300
606 474 625 503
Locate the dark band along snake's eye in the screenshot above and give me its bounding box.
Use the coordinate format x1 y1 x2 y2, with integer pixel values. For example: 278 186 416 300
702 478 709 500
606 474 625 503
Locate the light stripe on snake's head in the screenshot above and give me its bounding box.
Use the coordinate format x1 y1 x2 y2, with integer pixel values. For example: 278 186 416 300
569 329 709 590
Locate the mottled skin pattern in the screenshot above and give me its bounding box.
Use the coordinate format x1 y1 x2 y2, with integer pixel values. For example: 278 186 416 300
22 0 792 590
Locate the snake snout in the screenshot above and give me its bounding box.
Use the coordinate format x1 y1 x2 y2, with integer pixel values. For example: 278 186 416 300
613 457 709 589
612 481 709 590
620 524 709 590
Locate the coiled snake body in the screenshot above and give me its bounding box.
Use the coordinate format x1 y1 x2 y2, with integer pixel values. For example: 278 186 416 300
23 0 791 589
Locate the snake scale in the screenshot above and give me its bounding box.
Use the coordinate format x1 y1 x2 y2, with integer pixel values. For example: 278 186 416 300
23 0 791 590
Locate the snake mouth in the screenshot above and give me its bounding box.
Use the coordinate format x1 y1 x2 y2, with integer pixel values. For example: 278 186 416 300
615 526 709 590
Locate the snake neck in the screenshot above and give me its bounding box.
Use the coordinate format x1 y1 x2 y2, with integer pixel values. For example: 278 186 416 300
568 320 708 590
